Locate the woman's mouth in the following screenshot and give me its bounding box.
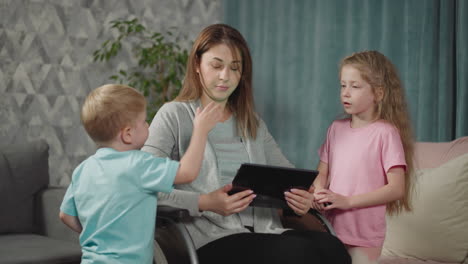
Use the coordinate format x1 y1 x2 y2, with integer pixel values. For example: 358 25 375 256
216 85 229 91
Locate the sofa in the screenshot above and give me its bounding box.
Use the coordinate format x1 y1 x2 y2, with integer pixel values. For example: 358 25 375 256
380 137 468 264
0 140 82 264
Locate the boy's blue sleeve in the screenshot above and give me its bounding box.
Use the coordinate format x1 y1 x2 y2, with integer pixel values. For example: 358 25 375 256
60 182 78 216
137 152 179 193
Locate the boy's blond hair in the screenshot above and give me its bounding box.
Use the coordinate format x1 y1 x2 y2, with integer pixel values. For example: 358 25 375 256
81 84 146 144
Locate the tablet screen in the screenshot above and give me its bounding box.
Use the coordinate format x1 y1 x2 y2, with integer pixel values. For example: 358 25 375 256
228 163 318 208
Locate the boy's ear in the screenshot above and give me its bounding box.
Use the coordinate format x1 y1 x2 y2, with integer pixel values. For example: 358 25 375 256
121 126 133 144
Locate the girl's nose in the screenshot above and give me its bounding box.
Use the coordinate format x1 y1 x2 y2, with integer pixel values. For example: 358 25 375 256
341 86 350 97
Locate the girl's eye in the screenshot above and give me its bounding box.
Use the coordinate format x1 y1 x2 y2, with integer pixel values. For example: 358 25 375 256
230 66 239 71
353 86 360 89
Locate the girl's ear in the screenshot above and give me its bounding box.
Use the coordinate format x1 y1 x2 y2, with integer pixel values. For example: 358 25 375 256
375 87 384 102
120 126 133 144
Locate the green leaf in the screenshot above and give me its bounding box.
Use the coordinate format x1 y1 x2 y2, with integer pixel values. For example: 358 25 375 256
94 20 187 116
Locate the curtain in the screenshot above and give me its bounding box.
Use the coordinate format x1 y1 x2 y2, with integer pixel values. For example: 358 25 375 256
224 0 467 169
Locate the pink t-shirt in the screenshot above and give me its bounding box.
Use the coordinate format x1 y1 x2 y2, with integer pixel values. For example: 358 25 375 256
318 119 406 247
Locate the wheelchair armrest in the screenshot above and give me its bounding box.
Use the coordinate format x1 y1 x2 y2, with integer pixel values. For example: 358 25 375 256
155 206 199 264
280 208 336 236
157 205 190 221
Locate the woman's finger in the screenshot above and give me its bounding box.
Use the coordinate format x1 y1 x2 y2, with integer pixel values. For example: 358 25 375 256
286 197 307 211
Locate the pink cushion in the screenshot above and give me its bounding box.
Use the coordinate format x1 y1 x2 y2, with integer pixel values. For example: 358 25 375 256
414 136 468 169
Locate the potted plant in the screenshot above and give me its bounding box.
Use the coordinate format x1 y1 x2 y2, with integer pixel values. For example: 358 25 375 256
93 18 188 120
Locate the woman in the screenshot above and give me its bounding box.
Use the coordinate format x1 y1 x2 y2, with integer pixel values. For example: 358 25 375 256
142 24 350 264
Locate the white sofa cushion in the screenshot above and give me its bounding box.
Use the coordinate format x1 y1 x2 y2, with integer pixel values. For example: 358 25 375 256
382 153 468 263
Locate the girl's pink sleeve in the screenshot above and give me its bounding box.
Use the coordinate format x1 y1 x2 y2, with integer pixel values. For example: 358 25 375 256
318 123 334 164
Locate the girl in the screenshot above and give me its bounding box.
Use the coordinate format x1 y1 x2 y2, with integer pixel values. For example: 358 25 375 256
313 50 414 263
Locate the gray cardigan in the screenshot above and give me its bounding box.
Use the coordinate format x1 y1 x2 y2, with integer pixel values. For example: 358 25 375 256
142 100 293 249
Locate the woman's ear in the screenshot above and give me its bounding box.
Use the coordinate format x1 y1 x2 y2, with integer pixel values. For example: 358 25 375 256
195 55 201 74
120 126 133 144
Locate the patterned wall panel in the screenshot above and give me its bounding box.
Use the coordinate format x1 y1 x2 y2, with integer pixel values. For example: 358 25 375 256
0 0 221 186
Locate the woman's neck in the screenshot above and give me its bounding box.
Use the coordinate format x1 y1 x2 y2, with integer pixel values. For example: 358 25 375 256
200 96 231 122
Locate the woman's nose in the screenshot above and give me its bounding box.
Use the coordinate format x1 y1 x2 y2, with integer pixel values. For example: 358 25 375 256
219 68 229 81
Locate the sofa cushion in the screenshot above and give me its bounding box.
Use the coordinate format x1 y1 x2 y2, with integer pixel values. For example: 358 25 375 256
414 137 468 169
0 234 81 264
0 140 49 234
382 153 468 263
379 256 459 264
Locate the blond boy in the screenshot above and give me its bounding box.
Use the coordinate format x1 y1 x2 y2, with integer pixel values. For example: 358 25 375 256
59 84 221 263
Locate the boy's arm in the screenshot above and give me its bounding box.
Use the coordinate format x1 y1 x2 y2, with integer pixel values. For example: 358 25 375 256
174 102 222 184
59 211 83 233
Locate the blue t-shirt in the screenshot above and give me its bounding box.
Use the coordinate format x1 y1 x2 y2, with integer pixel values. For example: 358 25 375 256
60 148 179 264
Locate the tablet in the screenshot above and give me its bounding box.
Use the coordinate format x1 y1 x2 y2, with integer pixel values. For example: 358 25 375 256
228 163 318 208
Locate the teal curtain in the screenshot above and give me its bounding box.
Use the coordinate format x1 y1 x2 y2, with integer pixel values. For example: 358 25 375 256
224 0 468 169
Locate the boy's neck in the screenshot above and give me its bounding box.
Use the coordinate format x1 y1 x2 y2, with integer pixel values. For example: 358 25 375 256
98 140 136 152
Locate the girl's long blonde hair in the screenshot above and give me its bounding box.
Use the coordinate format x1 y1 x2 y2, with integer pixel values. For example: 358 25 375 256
340 50 414 215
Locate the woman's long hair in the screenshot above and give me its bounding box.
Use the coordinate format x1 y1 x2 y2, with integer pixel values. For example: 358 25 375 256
340 50 414 215
176 24 258 139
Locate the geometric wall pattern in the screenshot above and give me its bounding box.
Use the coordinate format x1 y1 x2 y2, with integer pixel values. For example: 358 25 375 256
0 0 221 186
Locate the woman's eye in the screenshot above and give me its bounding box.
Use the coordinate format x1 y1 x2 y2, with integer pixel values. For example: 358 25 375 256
230 66 239 71
211 63 222 69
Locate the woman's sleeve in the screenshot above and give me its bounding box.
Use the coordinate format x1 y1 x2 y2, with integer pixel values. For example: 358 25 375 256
141 103 203 217
261 119 294 168
142 103 178 159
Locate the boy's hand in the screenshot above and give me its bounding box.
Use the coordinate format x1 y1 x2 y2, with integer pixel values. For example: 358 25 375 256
194 102 223 134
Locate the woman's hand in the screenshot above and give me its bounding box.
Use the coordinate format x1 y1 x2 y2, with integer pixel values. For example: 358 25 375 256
284 186 314 216
314 189 351 210
199 184 256 216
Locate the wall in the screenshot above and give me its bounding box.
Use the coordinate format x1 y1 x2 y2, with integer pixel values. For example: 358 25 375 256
0 0 221 185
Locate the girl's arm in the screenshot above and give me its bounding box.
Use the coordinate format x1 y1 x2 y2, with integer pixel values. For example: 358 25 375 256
316 166 405 210
311 161 329 210
59 212 82 233
314 161 329 190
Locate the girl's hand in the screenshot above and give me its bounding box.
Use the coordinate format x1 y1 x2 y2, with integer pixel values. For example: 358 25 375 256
284 186 314 216
193 102 223 134
199 184 256 216
311 187 326 211
314 189 351 210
